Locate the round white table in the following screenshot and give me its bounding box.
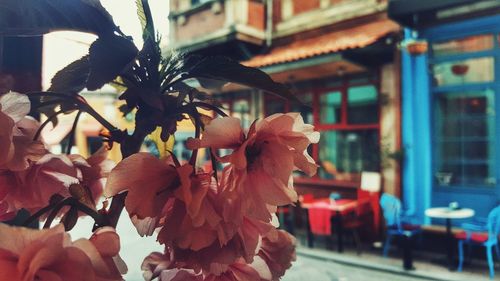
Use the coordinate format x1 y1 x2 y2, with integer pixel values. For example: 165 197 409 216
425 207 475 270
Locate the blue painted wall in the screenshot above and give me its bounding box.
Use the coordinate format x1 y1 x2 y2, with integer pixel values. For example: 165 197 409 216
401 29 432 225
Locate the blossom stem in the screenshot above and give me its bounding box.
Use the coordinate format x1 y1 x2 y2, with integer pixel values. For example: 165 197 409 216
66 111 82 154
22 203 57 226
28 91 119 137
41 197 110 229
33 109 65 140
191 101 228 117
188 107 202 167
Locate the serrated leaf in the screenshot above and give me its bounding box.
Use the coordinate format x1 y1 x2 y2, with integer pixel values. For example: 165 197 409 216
48 55 90 94
0 0 118 36
149 126 174 158
87 35 139 90
135 0 155 41
135 0 147 35
180 55 299 103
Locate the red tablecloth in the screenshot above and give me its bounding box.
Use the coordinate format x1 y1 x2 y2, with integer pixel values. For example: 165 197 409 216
307 199 354 235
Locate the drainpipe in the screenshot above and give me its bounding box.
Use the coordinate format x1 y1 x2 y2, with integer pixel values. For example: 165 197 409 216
265 0 272 47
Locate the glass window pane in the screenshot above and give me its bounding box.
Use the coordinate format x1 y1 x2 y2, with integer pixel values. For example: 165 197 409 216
320 91 341 124
265 98 286 115
290 93 313 124
432 57 494 87
232 99 250 129
347 85 378 124
318 130 379 180
434 89 496 187
432 34 493 57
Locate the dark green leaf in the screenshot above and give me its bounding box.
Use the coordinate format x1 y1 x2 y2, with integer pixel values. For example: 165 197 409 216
48 55 90 94
182 55 299 103
87 35 139 90
0 0 118 36
135 0 155 41
31 56 90 125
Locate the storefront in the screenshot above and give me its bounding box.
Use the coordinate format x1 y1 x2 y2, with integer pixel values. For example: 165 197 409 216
389 1 500 223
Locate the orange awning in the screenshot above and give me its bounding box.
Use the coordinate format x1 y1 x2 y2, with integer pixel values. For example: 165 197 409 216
244 19 400 68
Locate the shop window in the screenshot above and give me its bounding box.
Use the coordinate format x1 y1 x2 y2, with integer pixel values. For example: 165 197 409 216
232 99 251 129
265 97 287 116
432 57 494 87
434 90 496 186
431 31 499 188
347 85 378 124
289 92 313 124
319 91 341 124
264 80 380 182
318 130 379 181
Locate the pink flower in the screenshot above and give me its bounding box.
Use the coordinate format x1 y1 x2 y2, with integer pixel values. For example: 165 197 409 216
0 224 126 281
105 153 191 236
0 91 47 171
0 91 30 167
188 113 319 220
257 230 296 280
0 148 114 220
142 250 271 281
73 226 128 281
2 154 79 214
69 147 115 208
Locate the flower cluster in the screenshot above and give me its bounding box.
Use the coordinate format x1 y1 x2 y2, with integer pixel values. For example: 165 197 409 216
0 92 114 220
105 113 319 280
0 224 126 281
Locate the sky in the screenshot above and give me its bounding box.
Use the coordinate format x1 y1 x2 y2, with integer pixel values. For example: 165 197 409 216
42 0 170 89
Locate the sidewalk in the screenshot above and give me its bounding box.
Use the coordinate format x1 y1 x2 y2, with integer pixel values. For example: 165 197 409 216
293 243 496 281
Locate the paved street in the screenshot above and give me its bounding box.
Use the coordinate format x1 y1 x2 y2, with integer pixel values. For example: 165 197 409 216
282 255 430 281
70 215 458 281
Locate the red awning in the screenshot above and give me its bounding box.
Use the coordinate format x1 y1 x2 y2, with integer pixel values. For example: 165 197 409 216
244 19 400 68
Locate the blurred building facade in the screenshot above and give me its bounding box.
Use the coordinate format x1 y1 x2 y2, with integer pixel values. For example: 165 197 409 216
169 0 402 229
389 0 500 222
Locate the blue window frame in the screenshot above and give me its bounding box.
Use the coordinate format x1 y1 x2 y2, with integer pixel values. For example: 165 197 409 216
425 16 500 190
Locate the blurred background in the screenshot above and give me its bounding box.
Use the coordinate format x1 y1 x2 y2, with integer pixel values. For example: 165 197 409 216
1 0 499 280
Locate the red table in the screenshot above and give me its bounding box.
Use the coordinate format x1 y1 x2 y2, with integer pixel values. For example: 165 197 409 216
302 198 368 252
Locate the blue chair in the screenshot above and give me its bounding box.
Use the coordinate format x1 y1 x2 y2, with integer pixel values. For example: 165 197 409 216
380 194 421 265
457 205 500 279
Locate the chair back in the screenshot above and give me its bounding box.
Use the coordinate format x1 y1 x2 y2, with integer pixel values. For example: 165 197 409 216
487 205 500 244
380 193 402 231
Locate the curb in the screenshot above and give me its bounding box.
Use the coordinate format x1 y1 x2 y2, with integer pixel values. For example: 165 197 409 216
296 247 467 281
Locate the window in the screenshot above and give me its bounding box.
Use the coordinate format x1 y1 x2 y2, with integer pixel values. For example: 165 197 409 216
232 99 251 129
434 90 496 186
431 33 499 187
191 0 211 6
264 79 380 182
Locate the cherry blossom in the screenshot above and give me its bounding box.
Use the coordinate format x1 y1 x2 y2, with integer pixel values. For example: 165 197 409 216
0 91 47 171
0 223 126 281
188 113 319 221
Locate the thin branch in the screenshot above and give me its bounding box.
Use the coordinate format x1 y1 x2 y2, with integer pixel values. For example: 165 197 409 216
66 111 82 154
42 197 109 229
191 102 228 117
33 109 65 140
22 203 57 226
43 201 66 229
28 91 118 134
188 107 202 167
